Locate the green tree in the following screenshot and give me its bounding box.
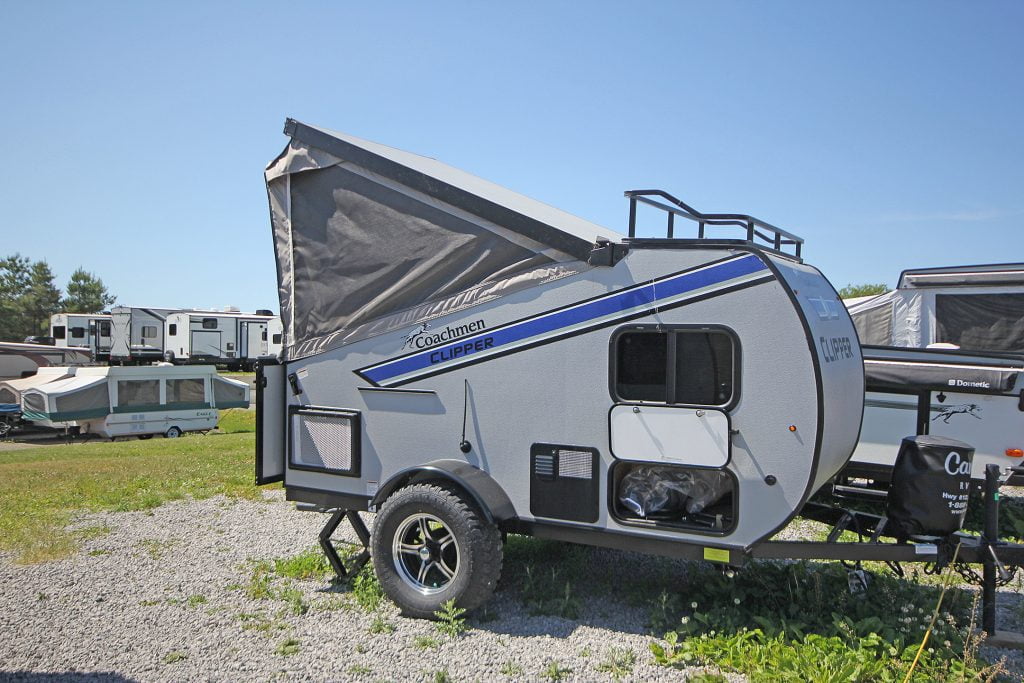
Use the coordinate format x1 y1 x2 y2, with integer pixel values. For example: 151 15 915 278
23 261 62 336
838 283 889 299
0 254 32 340
63 268 116 314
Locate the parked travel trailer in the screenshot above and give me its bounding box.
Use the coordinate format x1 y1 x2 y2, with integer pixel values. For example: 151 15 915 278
0 341 92 380
163 309 282 370
50 313 113 360
20 365 249 438
840 346 1024 489
848 263 1024 353
254 121 1024 634
109 306 180 364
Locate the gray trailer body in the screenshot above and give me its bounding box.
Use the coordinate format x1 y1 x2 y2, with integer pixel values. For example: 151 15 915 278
257 120 864 566
109 306 179 363
164 311 282 369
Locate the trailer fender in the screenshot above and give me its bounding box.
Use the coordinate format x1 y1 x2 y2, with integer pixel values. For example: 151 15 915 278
371 459 516 524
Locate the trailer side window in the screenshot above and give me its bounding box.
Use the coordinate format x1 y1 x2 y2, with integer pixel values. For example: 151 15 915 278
53 326 66 340
614 329 734 406
261 329 267 341
99 321 111 336
117 380 160 408
71 327 86 339
167 378 206 407
202 318 218 329
141 326 157 339
272 333 282 344
168 324 177 336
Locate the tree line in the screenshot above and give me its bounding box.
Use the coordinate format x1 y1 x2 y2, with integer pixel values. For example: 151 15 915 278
0 254 116 342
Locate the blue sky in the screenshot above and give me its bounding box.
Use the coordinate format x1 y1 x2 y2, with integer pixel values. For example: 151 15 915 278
2 2 1022 314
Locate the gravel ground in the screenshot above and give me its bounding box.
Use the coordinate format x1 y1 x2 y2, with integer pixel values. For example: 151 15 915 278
0 491 1021 682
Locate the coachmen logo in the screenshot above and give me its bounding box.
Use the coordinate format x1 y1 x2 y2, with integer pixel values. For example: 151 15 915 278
402 320 487 350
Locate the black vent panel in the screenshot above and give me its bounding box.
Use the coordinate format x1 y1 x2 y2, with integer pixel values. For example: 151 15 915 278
530 444 599 523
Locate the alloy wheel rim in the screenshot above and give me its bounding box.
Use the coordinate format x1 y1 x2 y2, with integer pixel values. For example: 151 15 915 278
392 513 459 595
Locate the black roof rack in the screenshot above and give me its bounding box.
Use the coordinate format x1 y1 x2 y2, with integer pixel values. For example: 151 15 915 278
624 189 804 260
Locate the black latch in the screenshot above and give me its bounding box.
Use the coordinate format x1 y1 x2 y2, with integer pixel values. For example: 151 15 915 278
588 241 629 267
287 372 302 396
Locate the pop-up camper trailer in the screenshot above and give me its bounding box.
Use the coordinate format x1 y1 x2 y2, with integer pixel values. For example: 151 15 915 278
0 367 76 436
848 263 1024 353
256 120 1023 630
21 365 249 438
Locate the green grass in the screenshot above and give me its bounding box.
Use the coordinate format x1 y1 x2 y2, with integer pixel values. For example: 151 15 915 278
216 408 256 434
271 547 333 580
0 432 265 563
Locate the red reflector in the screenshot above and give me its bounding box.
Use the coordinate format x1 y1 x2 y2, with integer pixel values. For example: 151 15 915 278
1006 448 1024 458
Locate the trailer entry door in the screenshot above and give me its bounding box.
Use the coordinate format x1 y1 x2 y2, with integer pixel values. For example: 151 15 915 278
256 363 286 484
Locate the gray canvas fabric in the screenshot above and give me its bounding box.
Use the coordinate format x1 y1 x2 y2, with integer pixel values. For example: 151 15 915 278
54 381 110 416
265 120 621 360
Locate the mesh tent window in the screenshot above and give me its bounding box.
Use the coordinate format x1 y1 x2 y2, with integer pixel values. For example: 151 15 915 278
935 293 1024 353
53 382 110 418
118 380 160 408
0 387 17 404
212 378 247 408
22 393 46 413
167 378 207 407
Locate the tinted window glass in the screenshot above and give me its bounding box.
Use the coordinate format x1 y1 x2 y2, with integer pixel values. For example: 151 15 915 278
99 321 111 336
168 324 177 335
935 293 1024 353
616 333 667 401
615 329 734 405
141 326 157 339
71 327 86 339
53 326 66 339
202 318 218 329
675 332 733 405
272 334 282 344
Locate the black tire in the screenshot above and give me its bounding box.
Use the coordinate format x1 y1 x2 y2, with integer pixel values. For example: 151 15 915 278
165 426 182 438
371 483 502 619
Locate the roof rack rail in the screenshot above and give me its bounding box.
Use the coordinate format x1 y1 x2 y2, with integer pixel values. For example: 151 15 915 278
624 189 804 260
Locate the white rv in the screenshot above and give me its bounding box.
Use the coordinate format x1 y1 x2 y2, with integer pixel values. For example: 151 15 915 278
163 309 282 370
0 341 92 380
20 365 249 438
50 313 113 360
109 306 180 364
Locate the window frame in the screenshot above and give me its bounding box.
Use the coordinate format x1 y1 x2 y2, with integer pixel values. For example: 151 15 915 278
201 317 218 330
608 324 741 410
141 325 157 339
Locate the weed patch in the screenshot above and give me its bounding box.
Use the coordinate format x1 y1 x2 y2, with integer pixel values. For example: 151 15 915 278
540 660 572 681
351 567 384 612
595 647 635 680
414 635 440 650
162 650 187 664
272 547 332 580
434 599 468 638
274 638 300 657
369 615 395 634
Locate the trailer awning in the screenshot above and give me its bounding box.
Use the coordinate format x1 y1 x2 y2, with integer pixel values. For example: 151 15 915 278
862 346 1023 395
265 119 623 360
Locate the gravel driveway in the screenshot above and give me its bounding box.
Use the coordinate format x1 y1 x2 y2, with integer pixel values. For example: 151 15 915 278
0 491 1020 682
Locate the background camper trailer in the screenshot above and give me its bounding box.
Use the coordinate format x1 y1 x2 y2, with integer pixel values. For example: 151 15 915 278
50 313 113 361
255 121 1024 637
20 365 249 438
0 341 92 380
163 309 282 370
109 306 179 364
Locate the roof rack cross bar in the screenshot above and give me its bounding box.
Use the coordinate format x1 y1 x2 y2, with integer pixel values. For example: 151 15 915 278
623 189 804 261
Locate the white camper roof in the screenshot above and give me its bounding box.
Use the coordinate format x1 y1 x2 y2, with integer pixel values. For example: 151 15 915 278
898 263 1024 289
265 119 624 359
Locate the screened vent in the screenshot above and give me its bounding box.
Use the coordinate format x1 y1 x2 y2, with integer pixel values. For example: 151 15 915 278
0 387 16 404
289 407 360 477
557 449 594 479
530 443 599 523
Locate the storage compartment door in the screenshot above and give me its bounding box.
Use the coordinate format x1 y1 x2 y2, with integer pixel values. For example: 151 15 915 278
610 404 730 466
191 330 222 357
256 363 286 484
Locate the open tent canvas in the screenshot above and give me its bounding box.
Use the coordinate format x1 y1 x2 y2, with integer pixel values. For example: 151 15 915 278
847 263 1024 353
0 367 75 407
265 119 623 360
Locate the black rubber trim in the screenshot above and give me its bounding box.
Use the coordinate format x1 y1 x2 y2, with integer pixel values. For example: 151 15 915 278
371 459 517 524
255 359 284 485
285 484 370 512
